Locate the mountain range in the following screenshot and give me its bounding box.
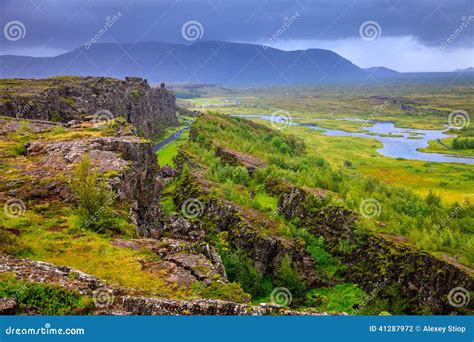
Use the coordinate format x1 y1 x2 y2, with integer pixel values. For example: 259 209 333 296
0 41 367 85
0 41 472 85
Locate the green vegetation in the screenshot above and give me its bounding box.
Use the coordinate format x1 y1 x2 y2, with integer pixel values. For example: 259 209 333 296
193 282 251 303
70 154 117 233
129 89 143 101
157 131 189 167
220 248 272 299
305 284 365 313
185 114 473 266
452 137 474 150
0 273 93 315
183 85 474 204
275 254 306 300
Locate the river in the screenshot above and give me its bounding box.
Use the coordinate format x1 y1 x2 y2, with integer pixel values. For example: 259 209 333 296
232 114 474 165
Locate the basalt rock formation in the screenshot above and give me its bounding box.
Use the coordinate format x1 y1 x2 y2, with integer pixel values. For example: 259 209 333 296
272 180 474 315
172 170 324 288
0 76 177 137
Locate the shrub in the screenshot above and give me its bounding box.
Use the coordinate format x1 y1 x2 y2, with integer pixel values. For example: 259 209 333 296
275 254 306 299
221 249 271 298
70 154 115 232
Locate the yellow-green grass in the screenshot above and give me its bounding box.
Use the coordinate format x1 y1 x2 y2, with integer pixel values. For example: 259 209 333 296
0 205 194 299
419 138 474 157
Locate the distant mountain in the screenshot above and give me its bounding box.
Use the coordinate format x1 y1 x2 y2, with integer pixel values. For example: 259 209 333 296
364 66 400 77
454 67 474 73
0 41 367 85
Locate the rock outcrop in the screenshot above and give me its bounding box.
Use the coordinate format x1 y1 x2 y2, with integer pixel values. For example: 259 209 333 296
172 171 324 287
0 76 177 136
273 181 474 315
0 255 328 316
113 237 227 286
25 135 163 236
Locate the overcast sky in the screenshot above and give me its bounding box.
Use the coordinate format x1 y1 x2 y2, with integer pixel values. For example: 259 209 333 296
0 0 473 71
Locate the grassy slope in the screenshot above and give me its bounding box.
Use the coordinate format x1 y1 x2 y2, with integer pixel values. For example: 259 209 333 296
183 114 474 267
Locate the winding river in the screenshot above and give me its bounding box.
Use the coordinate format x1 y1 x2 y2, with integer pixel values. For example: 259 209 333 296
232 115 474 165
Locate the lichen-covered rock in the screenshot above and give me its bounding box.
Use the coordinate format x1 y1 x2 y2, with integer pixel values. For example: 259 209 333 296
214 144 266 175
116 296 331 316
0 76 177 137
114 238 227 285
0 255 115 296
161 215 205 242
0 298 18 315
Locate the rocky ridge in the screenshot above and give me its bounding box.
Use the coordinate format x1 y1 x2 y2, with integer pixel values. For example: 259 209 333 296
0 76 177 137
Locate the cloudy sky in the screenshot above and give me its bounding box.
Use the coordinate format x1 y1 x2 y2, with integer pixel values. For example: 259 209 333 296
0 0 473 72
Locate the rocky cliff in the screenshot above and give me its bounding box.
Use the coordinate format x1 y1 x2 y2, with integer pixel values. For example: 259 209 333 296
0 76 177 137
